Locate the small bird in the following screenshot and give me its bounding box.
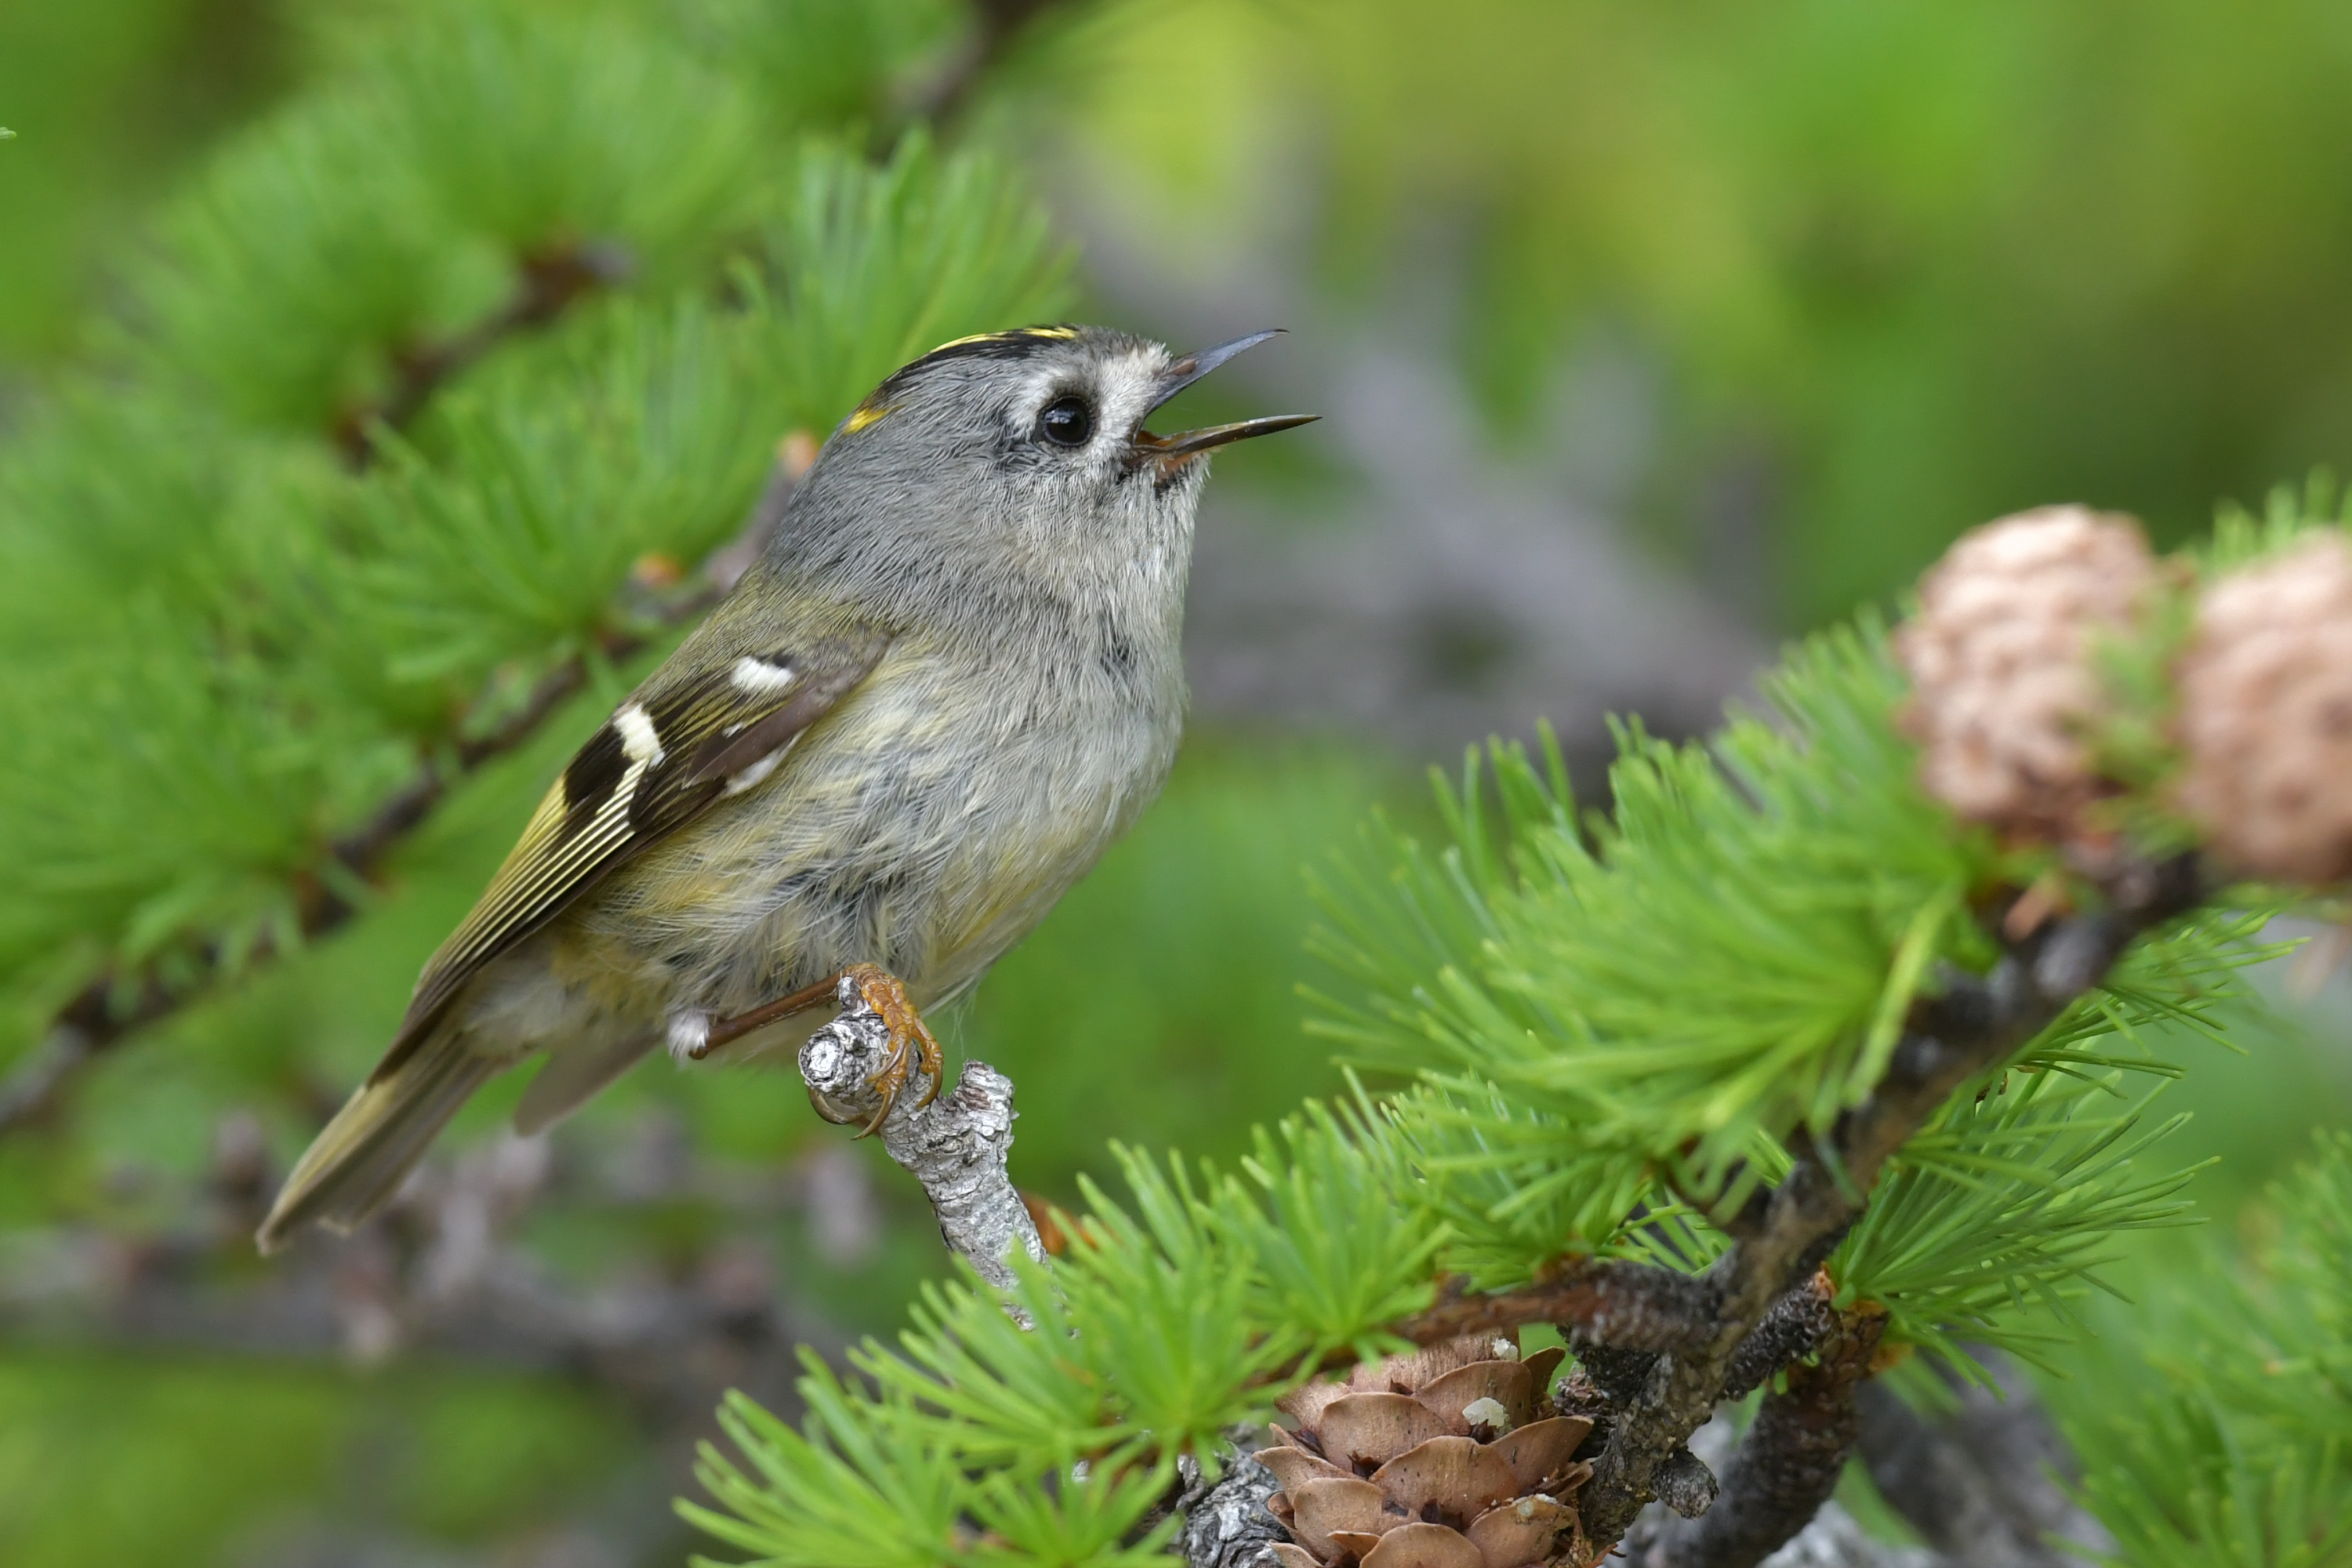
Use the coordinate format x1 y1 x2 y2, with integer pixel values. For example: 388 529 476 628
257 325 1313 1251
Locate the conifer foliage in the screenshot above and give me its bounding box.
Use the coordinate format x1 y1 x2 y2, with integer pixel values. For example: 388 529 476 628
7 5 2352 1567
2049 1133 2352 1568
0 0 1069 1111
691 503 2352 1566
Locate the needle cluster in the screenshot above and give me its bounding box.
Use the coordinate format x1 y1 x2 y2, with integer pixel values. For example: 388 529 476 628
694 608 2292 1567
0 3 1069 1124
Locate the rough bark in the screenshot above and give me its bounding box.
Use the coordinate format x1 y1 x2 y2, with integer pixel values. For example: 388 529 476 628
794 978 1047 1291
1623 1309 1887 1568
1573 856 2200 1547
1178 1446 1291 1568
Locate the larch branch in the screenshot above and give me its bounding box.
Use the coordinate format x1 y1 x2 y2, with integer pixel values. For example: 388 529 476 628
1570 853 2203 1549
0 443 807 1141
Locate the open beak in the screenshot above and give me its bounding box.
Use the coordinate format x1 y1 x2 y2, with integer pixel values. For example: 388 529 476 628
1134 329 1319 461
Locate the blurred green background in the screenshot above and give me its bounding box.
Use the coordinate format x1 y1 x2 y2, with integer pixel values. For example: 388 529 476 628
5 2 2352 1564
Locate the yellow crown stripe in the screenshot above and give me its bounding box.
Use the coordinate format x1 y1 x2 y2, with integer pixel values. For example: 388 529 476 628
845 328 1080 436
925 325 1078 354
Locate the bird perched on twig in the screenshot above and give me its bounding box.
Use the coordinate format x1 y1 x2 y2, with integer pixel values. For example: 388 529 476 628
259 325 1313 1252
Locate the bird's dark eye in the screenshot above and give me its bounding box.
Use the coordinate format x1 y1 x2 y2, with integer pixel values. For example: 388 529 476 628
1039 395 1095 448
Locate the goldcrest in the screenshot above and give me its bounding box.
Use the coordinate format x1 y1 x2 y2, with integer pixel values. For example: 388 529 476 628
259 325 1312 1250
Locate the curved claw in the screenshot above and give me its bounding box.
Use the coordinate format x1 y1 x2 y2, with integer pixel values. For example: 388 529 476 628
841 964 943 1137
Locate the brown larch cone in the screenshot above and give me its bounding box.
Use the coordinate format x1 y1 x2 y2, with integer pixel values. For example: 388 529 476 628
1895 505 2156 840
1259 1336 1594 1568
2174 531 2352 883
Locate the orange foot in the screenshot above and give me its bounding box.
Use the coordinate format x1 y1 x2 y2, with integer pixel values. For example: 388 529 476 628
699 964 942 1135
838 963 943 1135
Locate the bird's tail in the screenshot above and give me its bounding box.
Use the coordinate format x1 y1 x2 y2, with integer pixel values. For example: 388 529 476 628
256 1029 496 1254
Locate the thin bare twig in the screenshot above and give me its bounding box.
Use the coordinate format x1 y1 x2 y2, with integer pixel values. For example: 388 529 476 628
1389 1259 1715 1353
1385 1261 1839 1388
330 238 632 466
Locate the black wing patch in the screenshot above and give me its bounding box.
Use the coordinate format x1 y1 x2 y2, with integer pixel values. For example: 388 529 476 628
373 626 889 1080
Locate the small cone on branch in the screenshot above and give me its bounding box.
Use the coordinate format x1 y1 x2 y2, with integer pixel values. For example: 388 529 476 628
2174 531 2352 883
1896 505 2157 840
1260 1336 1593 1568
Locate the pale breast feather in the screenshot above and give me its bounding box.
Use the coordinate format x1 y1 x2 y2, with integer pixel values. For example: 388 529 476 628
372 622 889 1079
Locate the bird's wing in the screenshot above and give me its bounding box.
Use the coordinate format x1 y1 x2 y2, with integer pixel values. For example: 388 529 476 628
372 608 890 1081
